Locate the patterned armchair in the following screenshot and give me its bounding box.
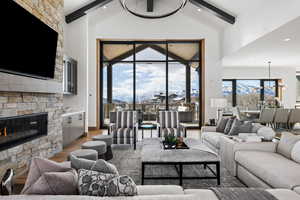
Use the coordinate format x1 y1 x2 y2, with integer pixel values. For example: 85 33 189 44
109 111 138 150
157 111 184 138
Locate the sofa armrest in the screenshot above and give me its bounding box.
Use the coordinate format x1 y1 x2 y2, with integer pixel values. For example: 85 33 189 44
234 142 278 153
201 126 217 133
137 185 184 196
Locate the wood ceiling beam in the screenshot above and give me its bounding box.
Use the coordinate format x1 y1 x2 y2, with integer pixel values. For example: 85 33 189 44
189 0 236 24
65 0 112 24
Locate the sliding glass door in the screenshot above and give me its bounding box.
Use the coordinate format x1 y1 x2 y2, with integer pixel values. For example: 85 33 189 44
100 41 202 128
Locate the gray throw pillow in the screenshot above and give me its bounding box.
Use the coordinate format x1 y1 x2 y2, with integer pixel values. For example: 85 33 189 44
224 118 235 135
70 155 96 171
216 118 229 133
21 157 73 194
228 119 252 136
24 170 78 195
78 169 136 197
277 132 300 159
91 159 119 176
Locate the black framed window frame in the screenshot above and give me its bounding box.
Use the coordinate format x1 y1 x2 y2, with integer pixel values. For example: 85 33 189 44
223 79 279 107
100 40 202 128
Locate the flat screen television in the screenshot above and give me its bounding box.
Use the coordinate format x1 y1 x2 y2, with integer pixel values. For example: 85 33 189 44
0 1 58 79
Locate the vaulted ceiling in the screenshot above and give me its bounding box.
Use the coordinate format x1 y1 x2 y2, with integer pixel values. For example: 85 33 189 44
64 0 236 25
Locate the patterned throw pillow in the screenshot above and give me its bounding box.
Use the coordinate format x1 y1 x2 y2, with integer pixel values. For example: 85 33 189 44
224 117 235 135
106 175 137 196
78 169 137 197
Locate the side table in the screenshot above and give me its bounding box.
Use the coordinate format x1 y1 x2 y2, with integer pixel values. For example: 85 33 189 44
140 123 156 139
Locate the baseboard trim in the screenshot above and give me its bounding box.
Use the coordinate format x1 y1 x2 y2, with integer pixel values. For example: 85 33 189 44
88 127 98 131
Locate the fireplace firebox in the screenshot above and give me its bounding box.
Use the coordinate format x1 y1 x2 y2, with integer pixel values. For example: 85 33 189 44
0 113 48 151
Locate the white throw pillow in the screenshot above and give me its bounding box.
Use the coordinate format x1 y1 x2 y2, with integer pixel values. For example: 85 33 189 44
291 141 300 164
257 127 276 141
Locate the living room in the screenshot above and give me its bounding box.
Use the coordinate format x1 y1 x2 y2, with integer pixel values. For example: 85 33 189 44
0 0 300 199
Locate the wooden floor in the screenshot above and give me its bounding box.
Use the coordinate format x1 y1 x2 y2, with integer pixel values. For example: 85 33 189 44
51 130 104 162
14 129 104 188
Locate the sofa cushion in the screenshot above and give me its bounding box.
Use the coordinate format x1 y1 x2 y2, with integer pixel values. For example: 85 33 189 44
277 132 300 159
216 118 229 132
137 185 184 196
202 132 224 149
235 151 300 190
291 141 300 164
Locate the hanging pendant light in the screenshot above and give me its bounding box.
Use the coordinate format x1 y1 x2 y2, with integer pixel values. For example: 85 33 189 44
119 0 187 19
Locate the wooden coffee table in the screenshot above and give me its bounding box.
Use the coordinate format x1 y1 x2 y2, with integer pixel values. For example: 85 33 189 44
141 138 220 186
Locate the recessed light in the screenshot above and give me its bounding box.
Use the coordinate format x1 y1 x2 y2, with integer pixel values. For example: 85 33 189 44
103 5 107 9
283 38 291 42
197 8 202 12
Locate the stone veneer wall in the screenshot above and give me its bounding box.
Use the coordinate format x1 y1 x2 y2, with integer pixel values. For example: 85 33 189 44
0 0 64 175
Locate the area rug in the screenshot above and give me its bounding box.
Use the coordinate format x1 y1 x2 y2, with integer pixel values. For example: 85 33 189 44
110 143 245 189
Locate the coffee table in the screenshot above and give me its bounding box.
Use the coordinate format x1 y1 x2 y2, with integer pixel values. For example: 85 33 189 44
141 138 220 186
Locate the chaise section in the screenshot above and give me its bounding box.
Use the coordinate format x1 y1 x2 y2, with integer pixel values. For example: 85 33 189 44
235 151 300 190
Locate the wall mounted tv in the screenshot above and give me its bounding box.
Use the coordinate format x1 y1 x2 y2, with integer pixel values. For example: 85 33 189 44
0 1 58 79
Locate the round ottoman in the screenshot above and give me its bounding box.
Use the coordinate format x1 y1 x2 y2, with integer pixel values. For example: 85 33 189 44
68 149 98 161
92 135 113 160
81 141 107 159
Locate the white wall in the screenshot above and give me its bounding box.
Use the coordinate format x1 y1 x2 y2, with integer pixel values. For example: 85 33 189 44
87 3 224 125
223 0 300 56
64 16 89 132
223 67 296 108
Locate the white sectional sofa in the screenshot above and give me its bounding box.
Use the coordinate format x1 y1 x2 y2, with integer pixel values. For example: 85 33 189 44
201 125 300 195
2 186 300 200
234 139 300 195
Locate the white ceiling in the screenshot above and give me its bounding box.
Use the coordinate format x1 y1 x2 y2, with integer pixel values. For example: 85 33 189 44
222 16 300 68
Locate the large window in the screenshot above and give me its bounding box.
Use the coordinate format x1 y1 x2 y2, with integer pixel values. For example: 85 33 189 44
222 79 279 110
100 41 202 127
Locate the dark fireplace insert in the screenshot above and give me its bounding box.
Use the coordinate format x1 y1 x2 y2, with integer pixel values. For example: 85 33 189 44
0 113 48 151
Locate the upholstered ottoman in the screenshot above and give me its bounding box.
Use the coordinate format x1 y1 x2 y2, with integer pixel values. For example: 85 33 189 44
92 135 113 160
81 141 107 159
68 149 98 161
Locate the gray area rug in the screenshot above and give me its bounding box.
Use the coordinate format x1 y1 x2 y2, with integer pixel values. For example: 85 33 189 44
110 143 245 189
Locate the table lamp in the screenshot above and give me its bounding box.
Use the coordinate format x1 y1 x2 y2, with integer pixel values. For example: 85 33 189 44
210 98 228 120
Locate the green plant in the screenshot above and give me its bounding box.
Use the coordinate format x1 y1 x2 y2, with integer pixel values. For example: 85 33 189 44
165 133 177 145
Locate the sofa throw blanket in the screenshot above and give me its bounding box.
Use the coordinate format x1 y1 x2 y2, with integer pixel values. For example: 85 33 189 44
210 188 278 200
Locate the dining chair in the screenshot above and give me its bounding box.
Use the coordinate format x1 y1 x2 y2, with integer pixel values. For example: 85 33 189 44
288 109 300 130
272 108 290 129
255 108 276 126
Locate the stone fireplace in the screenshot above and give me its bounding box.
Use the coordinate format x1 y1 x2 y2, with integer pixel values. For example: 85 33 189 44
0 0 64 175
0 113 48 151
